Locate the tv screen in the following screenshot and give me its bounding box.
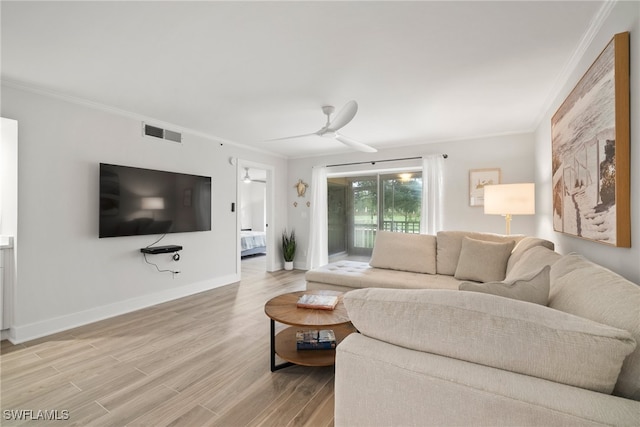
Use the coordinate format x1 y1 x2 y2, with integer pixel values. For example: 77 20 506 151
99 163 211 238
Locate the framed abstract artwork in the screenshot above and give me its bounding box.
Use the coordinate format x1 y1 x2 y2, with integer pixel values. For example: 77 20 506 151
469 168 501 207
551 32 630 247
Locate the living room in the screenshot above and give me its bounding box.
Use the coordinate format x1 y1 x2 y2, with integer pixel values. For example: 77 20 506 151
1 1 639 425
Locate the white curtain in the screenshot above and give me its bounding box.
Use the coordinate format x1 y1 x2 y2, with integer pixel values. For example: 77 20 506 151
306 165 328 269
421 155 444 234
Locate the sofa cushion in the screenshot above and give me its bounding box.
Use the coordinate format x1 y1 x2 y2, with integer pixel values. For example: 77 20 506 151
369 231 436 274
459 265 550 305
506 237 555 276
454 237 515 282
344 288 636 395
305 260 462 291
550 253 640 401
436 231 522 275
505 245 562 282
336 333 640 427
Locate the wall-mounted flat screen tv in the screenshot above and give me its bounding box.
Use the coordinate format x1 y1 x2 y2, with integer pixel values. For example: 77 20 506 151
99 163 212 238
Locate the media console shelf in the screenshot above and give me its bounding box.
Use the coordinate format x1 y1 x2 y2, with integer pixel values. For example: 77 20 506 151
140 245 183 255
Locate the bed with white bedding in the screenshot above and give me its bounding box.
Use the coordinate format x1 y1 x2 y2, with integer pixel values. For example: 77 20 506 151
241 230 267 257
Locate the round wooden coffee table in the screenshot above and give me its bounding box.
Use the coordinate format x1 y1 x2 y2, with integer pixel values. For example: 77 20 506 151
264 290 356 371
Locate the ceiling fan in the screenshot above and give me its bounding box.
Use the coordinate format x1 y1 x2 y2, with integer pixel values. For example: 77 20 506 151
267 100 377 153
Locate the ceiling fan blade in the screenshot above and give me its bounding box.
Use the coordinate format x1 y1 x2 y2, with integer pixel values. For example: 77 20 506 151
264 132 318 142
335 134 377 153
327 100 358 132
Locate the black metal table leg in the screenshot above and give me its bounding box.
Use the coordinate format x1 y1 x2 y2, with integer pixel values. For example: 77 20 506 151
270 318 293 372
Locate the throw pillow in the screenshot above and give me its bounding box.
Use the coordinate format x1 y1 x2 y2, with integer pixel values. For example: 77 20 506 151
454 237 515 282
435 231 521 275
369 231 436 274
459 265 550 305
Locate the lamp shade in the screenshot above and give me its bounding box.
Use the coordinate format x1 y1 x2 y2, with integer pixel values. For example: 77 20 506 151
141 197 165 210
484 183 535 215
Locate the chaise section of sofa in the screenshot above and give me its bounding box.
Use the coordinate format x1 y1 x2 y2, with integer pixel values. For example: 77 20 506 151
305 230 554 292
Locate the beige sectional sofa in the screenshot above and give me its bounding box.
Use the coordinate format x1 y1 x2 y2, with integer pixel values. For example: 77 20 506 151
304 231 640 426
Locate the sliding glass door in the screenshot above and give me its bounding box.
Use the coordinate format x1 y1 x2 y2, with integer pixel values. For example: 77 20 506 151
328 172 422 258
350 176 378 255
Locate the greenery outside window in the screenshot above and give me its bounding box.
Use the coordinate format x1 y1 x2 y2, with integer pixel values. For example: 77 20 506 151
328 171 422 258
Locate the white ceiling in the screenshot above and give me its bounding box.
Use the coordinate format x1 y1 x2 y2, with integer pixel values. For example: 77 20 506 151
1 1 604 158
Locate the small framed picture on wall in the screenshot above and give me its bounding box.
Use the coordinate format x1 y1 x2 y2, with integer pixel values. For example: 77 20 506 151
469 168 501 207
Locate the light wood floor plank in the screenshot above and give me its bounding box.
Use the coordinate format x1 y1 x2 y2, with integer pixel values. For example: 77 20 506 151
287 377 335 427
88 384 179 427
0 256 339 426
163 404 218 427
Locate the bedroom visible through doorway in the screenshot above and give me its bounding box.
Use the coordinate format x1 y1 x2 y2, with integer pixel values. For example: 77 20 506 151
239 166 268 272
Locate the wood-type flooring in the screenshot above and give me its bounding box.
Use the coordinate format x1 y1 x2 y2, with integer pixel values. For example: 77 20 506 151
1 256 336 426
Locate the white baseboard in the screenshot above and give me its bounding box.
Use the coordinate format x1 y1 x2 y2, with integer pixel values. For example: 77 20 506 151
8 274 239 344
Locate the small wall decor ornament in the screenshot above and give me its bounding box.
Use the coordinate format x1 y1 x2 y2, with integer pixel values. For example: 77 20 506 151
295 179 308 197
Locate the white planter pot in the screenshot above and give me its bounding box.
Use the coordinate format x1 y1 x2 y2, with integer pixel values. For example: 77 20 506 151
284 261 294 271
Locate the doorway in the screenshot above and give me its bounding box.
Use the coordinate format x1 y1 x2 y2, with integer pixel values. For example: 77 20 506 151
237 160 275 276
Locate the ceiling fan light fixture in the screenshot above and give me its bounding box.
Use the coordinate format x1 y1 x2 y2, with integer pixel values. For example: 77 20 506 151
265 100 376 153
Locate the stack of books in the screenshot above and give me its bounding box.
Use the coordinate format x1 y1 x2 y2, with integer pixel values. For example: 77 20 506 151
296 329 336 350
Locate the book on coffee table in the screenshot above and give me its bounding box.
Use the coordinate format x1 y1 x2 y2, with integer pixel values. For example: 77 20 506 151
296 294 339 310
296 329 336 350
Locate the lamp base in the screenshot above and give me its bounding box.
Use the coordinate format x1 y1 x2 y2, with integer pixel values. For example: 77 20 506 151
504 214 512 235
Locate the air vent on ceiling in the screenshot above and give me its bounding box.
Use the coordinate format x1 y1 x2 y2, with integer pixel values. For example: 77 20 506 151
143 123 182 143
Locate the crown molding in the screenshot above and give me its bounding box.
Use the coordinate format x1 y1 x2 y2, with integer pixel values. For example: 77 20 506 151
1 79 287 159
532 0 617 129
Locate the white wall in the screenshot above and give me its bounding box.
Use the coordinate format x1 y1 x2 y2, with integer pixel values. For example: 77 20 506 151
1 84 288 343
534 1 639 284
288 133 536 269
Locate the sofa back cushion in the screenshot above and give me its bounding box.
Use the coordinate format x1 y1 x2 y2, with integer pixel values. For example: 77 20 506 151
506 237 555 276
436 231 523 275
369 231 437 274
505 245 562 282
344 288 636 395
550 253 640 401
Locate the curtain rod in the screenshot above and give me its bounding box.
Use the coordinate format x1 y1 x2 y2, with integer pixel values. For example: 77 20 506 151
326 154 448 168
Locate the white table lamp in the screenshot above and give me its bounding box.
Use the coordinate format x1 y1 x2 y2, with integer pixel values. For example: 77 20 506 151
484 183 535 235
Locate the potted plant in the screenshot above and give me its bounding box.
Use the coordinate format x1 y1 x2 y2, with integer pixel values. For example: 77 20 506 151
282 229 296 270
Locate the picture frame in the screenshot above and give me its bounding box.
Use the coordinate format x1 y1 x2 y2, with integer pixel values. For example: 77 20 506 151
551 32 630 247
469 168 501 207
